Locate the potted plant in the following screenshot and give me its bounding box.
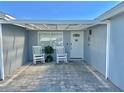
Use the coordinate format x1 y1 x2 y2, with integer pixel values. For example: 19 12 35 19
44 46 54 62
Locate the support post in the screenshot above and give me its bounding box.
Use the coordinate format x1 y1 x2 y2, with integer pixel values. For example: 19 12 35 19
0 23 4 80
105 20 111 79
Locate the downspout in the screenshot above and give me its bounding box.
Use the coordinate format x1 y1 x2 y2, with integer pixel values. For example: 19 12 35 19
105 20 111 79
0 23 4 80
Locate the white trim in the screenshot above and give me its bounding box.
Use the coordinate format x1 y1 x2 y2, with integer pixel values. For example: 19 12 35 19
56 25 58 30
96 2 124 21
64 24 70 30
0 23 4 80
29 24 44 30
105 20 111 79
0 20 95 24
42 24 49 30
37 32 40 46
0 12 15 21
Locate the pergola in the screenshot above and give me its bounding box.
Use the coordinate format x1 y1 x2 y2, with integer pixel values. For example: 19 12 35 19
0 20 99 31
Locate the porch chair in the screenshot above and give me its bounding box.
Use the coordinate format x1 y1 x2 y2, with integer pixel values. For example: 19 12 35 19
32 46 45 64
56 46 67 64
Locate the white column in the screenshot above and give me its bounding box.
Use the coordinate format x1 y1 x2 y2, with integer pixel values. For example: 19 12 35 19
0 23 4 80
105 20 111 79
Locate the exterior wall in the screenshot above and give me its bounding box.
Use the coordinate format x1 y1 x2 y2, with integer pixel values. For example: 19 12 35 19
84 30 90 62
2 24 29 76
63 31 71 59
28 31 71 61
28 30 38 61
84 24 107 75
109 13 124 91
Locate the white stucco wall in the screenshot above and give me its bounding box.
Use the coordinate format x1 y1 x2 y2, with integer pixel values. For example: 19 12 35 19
109 12 124 91
28 30 38 61
84 24 107 75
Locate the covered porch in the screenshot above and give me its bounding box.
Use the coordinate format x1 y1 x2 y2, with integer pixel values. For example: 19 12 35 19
1 20 106 77
0 20 114 92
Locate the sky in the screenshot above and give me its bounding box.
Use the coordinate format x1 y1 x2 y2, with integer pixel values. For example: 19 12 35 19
0 1 120 20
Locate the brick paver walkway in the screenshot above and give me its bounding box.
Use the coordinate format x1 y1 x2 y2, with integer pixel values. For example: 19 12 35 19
0 61 122 92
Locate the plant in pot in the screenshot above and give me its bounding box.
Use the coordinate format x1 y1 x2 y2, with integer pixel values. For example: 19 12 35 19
44 46 54 62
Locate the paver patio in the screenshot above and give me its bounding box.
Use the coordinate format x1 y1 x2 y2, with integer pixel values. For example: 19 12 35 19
0 61 122 92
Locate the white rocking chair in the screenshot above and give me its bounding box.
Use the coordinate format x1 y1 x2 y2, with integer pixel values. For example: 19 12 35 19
32 46 45 64
56 46 67 64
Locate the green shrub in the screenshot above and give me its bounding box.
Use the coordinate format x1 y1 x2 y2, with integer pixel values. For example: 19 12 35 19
44 46 54 62
44 46 54 54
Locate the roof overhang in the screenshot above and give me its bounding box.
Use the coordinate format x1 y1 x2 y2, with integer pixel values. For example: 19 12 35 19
96 2 124 21
0 12 15 21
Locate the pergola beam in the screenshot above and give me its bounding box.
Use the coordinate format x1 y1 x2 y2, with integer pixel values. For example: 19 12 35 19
64 24 70 30
42 24 49 30
56 25 58 30
0 20 96 25
29 24 45 30
0 20 98 31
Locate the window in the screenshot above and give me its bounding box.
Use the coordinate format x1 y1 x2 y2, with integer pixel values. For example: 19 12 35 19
38 32 63 49
73 34 80 37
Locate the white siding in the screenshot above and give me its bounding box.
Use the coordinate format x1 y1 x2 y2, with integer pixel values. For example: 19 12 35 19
2 24 29 76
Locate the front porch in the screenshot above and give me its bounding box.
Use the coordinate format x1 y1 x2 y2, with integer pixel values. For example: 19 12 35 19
0 61 121 92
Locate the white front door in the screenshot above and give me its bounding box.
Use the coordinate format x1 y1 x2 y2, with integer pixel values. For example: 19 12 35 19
70 31 84 58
